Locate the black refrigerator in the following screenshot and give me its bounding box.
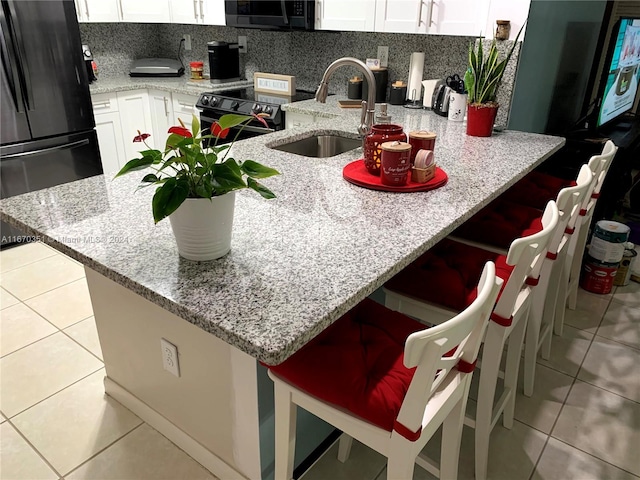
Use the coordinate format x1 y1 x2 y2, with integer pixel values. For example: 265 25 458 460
0 0 102 247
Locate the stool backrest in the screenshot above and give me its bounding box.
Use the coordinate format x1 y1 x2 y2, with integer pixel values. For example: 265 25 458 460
396 261 501 434
494 201 559 321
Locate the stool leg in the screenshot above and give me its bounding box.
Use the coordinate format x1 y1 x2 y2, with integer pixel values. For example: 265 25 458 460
337 434 353 463
524 299 541 397
387 436 416 480
554 261 570 336
274 384 297 480
440 393 468 480
504 314 527 428
475 322 507 480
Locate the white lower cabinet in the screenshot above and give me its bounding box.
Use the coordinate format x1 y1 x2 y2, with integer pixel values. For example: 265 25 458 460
92 89 198 174
172 93 200 133
91 93 126 174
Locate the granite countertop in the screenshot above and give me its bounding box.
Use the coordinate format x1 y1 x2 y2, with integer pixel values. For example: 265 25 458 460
89 75 252 96
0 107 565 365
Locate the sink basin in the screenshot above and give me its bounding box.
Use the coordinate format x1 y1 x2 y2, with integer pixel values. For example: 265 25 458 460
270 135 361 158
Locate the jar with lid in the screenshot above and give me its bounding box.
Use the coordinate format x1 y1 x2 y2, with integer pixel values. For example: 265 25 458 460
496 20 511 40
364 124 406 175
408 131 437 164
190 61 204 80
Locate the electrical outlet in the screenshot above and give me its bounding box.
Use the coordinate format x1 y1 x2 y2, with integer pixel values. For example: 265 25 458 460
377 46 389 68
238 35 247 54
161 338 180 377
183 34 192 51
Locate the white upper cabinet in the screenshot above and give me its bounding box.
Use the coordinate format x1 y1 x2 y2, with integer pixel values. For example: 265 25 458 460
375 0 429 33
200 0 226 25
484 0 530 40
75 0 121 22
169 0 201 24
120 0 171 23
428 0 490 36
315 0 376 32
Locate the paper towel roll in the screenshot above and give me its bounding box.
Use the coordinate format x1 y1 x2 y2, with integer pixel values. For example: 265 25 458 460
406 52 425 101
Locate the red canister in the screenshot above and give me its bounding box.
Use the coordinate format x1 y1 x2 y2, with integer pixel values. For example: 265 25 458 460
380 141 412 186
364 124 406 175
408 131 437 164
581 255 618 295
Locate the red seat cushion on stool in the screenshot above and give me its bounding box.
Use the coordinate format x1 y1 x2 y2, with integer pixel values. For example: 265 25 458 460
385 239 511 312
269 298 425 432
452 199 543 249
502 171 575 210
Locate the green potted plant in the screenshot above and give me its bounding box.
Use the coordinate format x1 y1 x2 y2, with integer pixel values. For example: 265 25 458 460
464 29 522 137
115 113 279 261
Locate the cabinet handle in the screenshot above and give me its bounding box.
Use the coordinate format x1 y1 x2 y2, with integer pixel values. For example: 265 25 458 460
416 0 423 26
93 101 111 110
193 0 198 20
316 0 321 23
118 0 124 20
426 0 434 27
199 0 204 20
84 0 90 20
164 97 170 117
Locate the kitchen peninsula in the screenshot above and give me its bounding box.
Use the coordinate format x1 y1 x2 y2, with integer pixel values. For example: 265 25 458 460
0 103 564 479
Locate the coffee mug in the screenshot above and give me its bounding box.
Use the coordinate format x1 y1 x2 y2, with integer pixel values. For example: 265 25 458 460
448 92 467 122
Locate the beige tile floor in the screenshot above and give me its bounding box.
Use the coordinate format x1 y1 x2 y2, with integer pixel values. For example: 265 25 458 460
1 242 639 480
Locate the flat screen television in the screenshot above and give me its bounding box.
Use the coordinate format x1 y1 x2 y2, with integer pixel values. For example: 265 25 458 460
596 17 640 129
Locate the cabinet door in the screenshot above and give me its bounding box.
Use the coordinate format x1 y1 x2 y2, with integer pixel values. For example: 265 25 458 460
172 93 199 134
316 0 375 31
429 0 490 36
121 0 171 22
148 90 174 151
81 0 121 22
375 0 429 33
201 0 225 25
169 0 200 24
95 112 127 174
484 0 530 40
116 91 155 160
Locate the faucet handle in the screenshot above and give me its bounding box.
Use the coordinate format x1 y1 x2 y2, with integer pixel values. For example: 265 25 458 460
358 100 369 137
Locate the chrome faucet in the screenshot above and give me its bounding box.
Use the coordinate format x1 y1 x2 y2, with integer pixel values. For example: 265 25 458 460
315 57 377 137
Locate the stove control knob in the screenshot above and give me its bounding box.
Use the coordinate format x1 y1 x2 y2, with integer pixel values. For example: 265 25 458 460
201 96 209 106
231 101 240 111
209 97 218 107
264 105 273 115
252 103 262 113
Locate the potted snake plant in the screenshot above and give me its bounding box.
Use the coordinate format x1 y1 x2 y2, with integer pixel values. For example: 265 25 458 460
464 28 523 137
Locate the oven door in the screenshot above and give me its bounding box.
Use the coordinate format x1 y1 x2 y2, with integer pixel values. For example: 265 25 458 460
200 113 274 146
224 0 314 30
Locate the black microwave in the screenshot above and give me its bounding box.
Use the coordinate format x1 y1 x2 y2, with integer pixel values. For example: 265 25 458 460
225 0 314 30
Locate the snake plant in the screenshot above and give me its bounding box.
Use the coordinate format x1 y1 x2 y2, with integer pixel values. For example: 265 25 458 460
464 26 524 105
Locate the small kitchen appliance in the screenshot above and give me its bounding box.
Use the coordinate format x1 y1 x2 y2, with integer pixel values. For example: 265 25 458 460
82 44 97 83
196 87 316 142
431 80 452 116
224 0 315 30
208 41 241 84
129 58 184 77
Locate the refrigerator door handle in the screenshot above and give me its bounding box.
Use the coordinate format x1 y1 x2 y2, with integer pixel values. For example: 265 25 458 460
3 0 33 110
2 138 89 159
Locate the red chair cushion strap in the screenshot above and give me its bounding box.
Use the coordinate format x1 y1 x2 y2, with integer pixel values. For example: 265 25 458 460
565 226 575 235
592 192 600 199
490 312 513 327
580 208 587 216
393 420 422 441
526 276 540 286
546 251 558 260
457 358 477 373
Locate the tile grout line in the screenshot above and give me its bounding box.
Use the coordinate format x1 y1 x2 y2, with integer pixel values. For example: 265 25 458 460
4 416 63 478
0 249 60 274
1 275 87 303
528 292 614 480
4 365 105 420
59 324 104 363
61 422 146 478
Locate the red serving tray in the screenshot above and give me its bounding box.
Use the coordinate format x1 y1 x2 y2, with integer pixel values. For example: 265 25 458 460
342 159 448 192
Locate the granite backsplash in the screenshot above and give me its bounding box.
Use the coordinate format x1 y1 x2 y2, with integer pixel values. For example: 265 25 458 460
79 23 519 126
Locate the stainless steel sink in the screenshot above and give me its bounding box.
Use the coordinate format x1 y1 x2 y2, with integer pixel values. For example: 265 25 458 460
270 135 361 158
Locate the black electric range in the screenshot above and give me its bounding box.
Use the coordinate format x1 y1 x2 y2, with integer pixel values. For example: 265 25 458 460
196 87 317 140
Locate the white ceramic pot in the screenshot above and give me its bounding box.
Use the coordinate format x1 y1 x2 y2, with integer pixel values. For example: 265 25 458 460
168 192 236 261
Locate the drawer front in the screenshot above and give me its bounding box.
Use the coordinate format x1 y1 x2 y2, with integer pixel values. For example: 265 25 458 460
91 93 119 115
172 93 198 123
